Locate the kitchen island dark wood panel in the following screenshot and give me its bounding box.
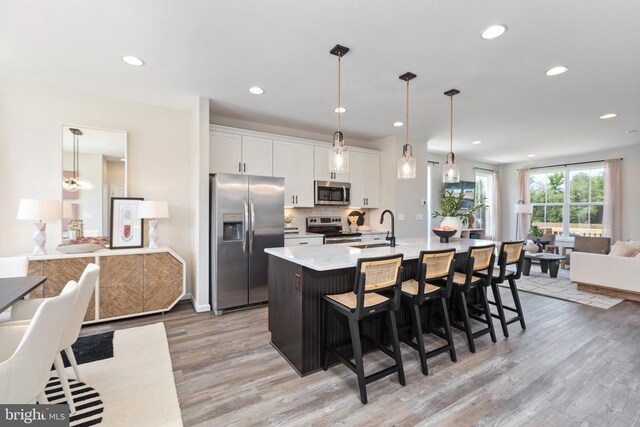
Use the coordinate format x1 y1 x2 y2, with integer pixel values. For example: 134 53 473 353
268 255 418 376
266 237 495 376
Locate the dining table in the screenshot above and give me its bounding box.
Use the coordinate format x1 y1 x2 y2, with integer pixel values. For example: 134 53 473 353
0 276 47 314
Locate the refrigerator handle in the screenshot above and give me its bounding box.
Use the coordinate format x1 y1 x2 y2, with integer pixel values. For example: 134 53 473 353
249 200 256 254
243 200 249 254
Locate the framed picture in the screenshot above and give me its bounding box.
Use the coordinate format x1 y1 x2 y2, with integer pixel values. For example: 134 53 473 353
109 197 144 249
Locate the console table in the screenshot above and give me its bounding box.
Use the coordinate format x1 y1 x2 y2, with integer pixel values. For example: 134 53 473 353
26 247 186 324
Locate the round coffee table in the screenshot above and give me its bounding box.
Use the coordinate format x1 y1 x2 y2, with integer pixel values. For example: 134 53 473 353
523 253 567 278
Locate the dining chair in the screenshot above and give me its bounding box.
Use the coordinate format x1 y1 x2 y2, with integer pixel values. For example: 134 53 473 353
0 281 77 405
0 256 29 322
9 263 100 413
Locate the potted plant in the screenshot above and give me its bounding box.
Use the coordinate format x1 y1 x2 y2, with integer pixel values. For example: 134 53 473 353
529 225 545 251
432 190 487 239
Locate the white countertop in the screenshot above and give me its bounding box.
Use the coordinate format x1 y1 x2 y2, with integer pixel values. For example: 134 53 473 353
265 237 496 271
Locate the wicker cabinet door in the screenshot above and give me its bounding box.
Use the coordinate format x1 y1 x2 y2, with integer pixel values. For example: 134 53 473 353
99 255 144 319
43 258 95 321
27 261 44 299
143 253 183 311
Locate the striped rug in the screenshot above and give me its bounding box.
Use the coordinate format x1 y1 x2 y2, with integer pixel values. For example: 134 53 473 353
45 377 104 426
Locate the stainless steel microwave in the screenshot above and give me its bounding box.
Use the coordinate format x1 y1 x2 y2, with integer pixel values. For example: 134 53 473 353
314 181 351 206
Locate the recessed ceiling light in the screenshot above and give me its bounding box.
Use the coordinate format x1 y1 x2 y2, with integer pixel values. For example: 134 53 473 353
122 56 144 66
481 25 507 40
528 154 536 158
626 129 638 134
546 66 569 76
249 86 264 95
599 113 618 119
120 158 126 162
335 107 347 113
393 121 404 127
471 140 483 145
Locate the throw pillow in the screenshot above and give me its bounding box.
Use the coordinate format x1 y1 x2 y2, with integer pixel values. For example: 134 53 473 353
610 241 640 257
524 242 539 253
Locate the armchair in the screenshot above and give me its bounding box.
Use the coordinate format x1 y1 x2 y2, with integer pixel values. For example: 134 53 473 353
561 236 611 269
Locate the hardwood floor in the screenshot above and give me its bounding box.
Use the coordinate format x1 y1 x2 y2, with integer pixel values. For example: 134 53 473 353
81 290 640 426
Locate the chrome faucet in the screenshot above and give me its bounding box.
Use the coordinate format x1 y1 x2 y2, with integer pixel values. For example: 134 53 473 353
380 210 396 247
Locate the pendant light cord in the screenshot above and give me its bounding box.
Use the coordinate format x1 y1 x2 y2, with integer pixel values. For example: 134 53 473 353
337 55 341 134
406 80 409 150
450 95 454 155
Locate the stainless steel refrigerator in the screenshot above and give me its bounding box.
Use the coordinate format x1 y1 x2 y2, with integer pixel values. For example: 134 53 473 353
210 173 284 314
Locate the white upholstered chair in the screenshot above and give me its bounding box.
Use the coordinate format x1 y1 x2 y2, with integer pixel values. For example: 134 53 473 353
0 256 29 322
0 281 77 405
9 263 100 413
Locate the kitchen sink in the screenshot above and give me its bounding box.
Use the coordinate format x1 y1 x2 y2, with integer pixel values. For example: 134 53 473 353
350 242 391 249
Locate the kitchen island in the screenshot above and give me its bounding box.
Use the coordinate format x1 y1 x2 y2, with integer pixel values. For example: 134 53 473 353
265 237 495 376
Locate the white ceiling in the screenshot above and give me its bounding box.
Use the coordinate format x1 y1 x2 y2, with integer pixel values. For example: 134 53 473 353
2 0 639 164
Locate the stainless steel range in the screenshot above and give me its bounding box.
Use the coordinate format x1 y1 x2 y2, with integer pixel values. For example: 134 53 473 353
306 216 362 244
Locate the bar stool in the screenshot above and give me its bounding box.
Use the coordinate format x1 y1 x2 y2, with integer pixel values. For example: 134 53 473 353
476 241 526 337
450 244 497 353
321 254 405 404
399 248 457 376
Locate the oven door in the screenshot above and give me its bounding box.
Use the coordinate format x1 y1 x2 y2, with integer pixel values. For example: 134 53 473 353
315 181 351 206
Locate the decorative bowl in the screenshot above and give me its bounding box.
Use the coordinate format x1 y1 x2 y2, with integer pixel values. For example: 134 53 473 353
432 228 457 243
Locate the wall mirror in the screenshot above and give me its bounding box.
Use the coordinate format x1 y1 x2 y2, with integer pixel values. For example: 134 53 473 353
61 124 127 241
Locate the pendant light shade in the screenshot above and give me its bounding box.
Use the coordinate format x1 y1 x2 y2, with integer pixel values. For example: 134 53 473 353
397 72 417 179
443 89 460 183
329 44 350 173
62 128 94 192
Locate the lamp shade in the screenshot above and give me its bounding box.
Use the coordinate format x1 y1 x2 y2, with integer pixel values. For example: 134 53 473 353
514 203 533 214
16 199 60 221
139 201 169 219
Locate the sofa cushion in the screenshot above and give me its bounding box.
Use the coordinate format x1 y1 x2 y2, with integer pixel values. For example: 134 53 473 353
610 241 640 257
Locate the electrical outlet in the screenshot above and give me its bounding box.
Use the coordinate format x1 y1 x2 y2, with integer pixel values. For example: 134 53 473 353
416 213 424 220
398 213 405 221
420 199 427 206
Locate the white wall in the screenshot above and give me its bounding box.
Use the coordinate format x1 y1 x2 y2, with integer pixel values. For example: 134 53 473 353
0 79 195 294
499 145 640 242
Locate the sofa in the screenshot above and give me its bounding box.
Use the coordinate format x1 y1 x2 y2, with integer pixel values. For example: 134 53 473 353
571 242 640 301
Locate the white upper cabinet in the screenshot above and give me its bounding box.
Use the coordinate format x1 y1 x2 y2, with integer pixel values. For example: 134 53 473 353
210 131 242 174
349 151 380 208
209 131 273 176
273 140 314 207
314 146 350 182
242 136 273 176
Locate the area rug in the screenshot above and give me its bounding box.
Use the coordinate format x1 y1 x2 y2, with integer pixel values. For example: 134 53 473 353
499 267 623 309
45 323 183 427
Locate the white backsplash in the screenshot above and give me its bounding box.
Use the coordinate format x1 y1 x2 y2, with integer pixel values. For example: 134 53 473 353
284 207 375 230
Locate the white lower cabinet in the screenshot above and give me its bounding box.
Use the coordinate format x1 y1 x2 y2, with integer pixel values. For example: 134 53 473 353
284 237 324 247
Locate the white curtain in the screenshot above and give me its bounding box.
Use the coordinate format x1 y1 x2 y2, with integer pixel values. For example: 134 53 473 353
490 170 501 241
517 168 531 240
603 159 623 242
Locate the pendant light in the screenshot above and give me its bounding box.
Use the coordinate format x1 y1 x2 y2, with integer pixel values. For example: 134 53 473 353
443 89 461 183
63 128 94 192
397 72 417 179
329 44 349 174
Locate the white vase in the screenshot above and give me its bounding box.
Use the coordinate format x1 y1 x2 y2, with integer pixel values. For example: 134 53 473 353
440 216 463 239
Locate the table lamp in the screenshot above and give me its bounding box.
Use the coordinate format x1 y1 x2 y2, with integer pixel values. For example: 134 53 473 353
514 201 534 240
17 199 60 255
138 201 170 249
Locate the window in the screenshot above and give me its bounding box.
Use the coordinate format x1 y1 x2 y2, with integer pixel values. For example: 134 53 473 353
529 164 604 237
475 170 495 238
